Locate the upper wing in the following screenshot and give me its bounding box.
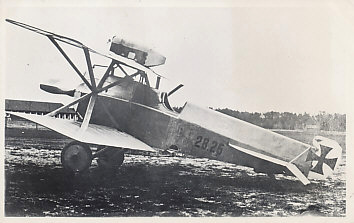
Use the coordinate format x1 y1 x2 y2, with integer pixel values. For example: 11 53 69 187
8 112 155 152
5 19 164 78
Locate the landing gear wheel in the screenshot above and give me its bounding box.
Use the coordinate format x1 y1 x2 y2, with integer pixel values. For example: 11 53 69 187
61 141 92 173
97 147 125 170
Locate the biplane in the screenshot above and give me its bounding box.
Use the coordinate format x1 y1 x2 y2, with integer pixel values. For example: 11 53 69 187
5 19 343 185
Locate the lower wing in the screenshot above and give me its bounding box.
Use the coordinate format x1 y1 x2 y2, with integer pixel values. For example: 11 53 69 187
7 112 155 152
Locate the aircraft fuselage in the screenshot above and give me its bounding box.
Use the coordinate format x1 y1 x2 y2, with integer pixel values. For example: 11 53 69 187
76 77 312 176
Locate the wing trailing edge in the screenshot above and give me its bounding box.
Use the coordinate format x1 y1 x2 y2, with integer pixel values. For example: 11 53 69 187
8 112 155 153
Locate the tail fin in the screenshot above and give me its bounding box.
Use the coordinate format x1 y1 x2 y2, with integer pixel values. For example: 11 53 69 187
307 136 342 180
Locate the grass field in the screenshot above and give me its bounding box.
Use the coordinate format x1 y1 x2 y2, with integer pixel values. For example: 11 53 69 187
4 126 346 217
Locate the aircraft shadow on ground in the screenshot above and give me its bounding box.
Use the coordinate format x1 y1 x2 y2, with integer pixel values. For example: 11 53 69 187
6 163 311 194
4 163 338 217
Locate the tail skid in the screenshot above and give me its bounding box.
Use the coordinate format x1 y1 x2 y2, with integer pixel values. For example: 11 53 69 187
229 135 342 185
229 143 311 185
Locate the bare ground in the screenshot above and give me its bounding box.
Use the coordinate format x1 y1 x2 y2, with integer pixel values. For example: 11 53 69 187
4 129 346 217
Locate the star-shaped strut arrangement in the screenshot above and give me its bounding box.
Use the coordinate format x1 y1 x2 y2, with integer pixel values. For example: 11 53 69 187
5 19 164 133
306 144 338 175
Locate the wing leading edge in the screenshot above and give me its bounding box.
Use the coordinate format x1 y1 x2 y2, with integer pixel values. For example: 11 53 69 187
8 112 155 152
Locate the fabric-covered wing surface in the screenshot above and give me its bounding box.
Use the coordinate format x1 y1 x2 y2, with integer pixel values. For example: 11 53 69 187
8 112 155 152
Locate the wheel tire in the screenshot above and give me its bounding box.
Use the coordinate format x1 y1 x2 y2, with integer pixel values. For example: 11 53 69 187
97 147 125 170
61 141 92 173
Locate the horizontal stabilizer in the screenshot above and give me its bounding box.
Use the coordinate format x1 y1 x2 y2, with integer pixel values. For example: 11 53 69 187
229 143 310 185
8 112 155 153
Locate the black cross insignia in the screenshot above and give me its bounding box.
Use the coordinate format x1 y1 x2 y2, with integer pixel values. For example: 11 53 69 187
306 144 338 175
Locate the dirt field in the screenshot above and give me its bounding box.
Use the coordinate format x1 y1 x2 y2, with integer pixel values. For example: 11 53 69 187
4 129 346 217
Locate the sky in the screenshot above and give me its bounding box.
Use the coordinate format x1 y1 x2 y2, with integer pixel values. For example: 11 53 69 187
2 0 354 114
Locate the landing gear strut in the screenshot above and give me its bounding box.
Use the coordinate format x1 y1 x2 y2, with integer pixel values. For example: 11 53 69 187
61 141 92 173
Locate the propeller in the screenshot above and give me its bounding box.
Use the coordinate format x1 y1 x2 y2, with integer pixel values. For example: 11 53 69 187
40 84 76 97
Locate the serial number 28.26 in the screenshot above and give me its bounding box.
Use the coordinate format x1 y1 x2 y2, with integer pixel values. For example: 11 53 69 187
194 136 224 156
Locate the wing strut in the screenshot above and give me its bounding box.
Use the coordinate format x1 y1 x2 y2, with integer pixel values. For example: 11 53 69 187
83 47 97 89
47 36 93 90
47 92 92 117
45 37 141 129
6 18 160 131
47 73 139 123
80 94 97 133
6 19 165 78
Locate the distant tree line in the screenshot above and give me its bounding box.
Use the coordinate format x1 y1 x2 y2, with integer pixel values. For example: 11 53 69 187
174 107 346 132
